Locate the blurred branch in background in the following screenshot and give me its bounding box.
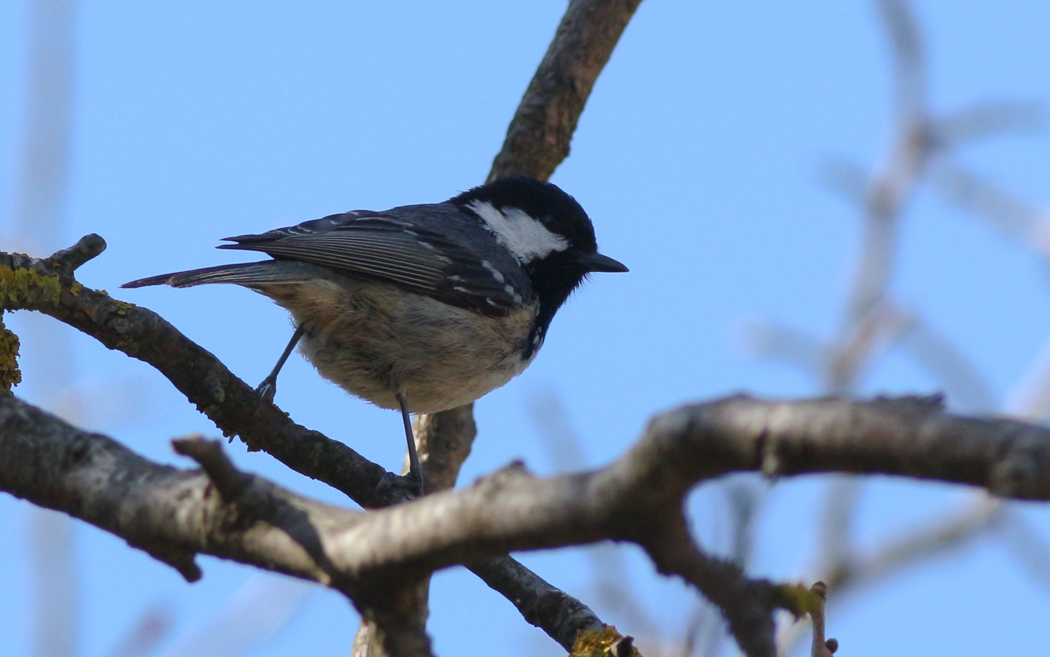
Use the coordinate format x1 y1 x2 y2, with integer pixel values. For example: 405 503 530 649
1003 333 1050 421
788 0 1047 649
743 305 998 413
28 510 77 657
1000 507 1050 596
891 309 998 413
776 494 1002 652
877 0 926 124
155 576 313 657
13 2 314 657
737 320 827 379
932 100 1042 148
833 0 927 367
104 604 174 657
14 2 79 657
15 0 76 256
932 162 1050 261
731 0 1050 654
822 496 1001 608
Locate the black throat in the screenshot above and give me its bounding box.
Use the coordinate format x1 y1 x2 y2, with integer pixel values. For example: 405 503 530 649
521 251 590 360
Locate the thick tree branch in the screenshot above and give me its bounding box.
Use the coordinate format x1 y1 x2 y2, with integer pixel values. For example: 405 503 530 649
635 514 792 657
13 388 1050 653
1 392 804 655
634 394 1050 498
0 395 433 654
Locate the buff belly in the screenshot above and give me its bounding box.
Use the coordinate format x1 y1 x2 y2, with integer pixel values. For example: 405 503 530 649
255 275 536 413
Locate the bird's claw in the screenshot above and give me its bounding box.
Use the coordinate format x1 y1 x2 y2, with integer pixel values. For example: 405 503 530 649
256 378 277 405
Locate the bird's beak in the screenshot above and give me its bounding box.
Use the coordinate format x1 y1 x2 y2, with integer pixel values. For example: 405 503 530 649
578 251 629 273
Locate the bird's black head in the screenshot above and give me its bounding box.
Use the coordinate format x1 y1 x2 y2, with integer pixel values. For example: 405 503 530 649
452 177 627 354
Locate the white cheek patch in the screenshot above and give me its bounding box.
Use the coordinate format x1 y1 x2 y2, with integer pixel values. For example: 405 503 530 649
468 200 569 263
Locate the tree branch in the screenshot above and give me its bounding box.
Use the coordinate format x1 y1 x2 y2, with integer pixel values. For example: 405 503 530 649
0 392 804 655
467 556 605 651
1 235 410 507
13 388 1050 653
634 394 1050 498
488 0 643 182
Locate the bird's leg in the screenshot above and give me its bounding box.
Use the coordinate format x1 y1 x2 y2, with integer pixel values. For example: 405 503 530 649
256 324 306 404
396 392 424 494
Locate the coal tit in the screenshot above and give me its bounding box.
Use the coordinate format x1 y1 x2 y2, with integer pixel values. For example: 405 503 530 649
123 177 627 486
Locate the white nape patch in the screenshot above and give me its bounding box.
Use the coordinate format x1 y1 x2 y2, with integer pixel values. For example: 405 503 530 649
469 200 569 263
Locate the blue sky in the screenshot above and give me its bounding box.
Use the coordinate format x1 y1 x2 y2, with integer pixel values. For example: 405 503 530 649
3 1 1050 656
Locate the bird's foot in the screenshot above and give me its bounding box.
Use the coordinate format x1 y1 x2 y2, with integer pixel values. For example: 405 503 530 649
255 377 277 405
377 470 424 502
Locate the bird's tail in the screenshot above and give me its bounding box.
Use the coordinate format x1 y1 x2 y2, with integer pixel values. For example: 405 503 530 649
122 261 305 289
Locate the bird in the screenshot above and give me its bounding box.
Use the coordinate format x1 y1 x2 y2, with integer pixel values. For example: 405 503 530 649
123 177 627 490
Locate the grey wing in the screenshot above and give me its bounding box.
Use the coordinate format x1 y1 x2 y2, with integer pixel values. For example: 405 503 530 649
218 210 531 316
